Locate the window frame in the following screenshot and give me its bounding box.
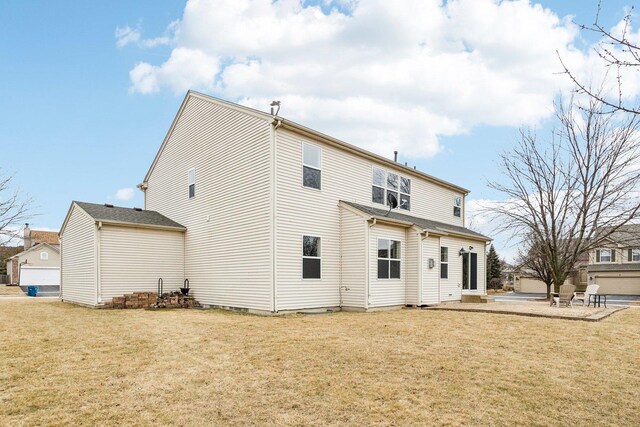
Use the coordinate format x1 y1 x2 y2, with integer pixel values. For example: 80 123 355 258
302 142 322 191
371 166 411 211
598 248 614 263
440 246 448 279
188 167 196 199
631 248 640 262
453 196 462 218
377 238 402 280
302 234 322 280
40 251 49 261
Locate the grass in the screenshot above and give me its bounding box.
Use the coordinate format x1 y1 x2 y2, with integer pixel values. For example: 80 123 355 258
1 300 638 426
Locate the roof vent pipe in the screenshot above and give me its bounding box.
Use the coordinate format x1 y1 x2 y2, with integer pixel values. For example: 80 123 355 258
394 151 398 162
270 100 281 116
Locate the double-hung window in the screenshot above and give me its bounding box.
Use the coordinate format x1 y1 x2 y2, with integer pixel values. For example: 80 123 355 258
440 247 448 279
302 143 321 190
377 239 401 279
188 168 196 199
453 197 461 217
597 249 614 263
302 235 321 279
371 168 410 210
629 249 640 262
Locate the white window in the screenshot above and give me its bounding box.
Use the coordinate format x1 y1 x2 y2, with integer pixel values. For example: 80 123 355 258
188 168 196 199
302 143 321 190
440 247 448 279
453 196 462 217
597 249 614 263
629 249 640 262
377 238 401 279
371 167 410 210
40 251 48 261
302 235 321 279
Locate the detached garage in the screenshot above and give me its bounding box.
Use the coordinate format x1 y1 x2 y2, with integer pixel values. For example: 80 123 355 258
60 201 186 307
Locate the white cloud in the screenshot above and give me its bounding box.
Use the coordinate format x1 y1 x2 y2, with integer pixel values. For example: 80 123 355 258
115 21 177 49
115 188 135 201
121 0 639 159
115 25 141 48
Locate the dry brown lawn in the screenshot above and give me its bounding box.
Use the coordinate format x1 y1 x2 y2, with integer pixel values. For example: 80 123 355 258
1 300 638 427
0 285 24 296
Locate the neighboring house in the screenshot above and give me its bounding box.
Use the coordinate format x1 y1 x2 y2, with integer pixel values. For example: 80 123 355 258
6 225 60 286
60 91 491 313
587 224 640 295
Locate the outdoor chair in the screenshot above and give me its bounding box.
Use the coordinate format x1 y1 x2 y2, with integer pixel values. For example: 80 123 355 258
550 284 576 308
574 284 599 306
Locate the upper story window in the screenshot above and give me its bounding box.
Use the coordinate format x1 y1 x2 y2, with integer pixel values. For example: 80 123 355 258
372 167 410 210
188 168 196 199
453 196 462 217
40 251 48 261
629 249 640 262
596 249 615 263
302 143 322 190
302 235 321 279
377 238 401 279
440 247 448 279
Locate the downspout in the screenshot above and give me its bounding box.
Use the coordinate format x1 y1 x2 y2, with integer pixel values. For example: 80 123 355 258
366 218 376 309
270 119 282 313
96 221 102 305
418 231 428 306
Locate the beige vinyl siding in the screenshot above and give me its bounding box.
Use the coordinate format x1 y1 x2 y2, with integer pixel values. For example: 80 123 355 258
339 206 367 308
99 225 185 302
368 223 406 307
60 205 97 305
275 129 464 310
422 236 440 305
439 236 486 301
14 246 60 268
145 95 273 311
405 228 421 305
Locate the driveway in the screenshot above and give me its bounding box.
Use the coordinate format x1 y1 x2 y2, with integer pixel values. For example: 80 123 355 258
495 292 640 306
19 285 59 298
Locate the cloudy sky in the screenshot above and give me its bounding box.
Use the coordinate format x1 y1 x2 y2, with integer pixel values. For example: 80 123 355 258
1 0 638 259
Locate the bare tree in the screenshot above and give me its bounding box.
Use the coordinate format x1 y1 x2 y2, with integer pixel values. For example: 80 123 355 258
488 95 640 296
0 170 33 245
516 236 555 299
558 2 640 115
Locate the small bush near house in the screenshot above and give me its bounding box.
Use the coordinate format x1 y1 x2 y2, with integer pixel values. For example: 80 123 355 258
489 277 503 289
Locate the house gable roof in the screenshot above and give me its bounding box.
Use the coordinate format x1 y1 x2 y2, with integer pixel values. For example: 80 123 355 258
600 224 640 247
340 201 491 242
29 230 59 245
63 202 186 232
141 90 470 195
8 242 60 260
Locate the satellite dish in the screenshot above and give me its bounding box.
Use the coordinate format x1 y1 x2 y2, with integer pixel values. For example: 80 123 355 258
385 193 398 217
387 193 398 209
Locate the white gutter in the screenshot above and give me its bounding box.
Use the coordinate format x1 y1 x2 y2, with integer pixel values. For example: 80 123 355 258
96 221 102 305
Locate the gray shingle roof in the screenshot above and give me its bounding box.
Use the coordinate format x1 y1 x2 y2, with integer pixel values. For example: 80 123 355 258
603 224 640 247
341 201 491 241
75 202 186 230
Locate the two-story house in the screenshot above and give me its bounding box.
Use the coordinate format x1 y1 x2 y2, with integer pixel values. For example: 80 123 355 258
59 91 490 313
6 224 60 286
587 224 640 295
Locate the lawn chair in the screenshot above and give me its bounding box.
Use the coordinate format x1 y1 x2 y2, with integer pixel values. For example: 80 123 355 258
574 284 599 307
550 284 576 308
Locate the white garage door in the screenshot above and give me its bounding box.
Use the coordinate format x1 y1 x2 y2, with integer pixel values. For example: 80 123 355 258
19 267 60 286
595 276 640 295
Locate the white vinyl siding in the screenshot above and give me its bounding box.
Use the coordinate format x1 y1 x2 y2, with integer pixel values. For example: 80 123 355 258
439 236 486 301
421 236 440 305
99 226 185 302
405 229 420 305
60 205 97 306
145 94 273 311
368 224 406 307
339 206 367 308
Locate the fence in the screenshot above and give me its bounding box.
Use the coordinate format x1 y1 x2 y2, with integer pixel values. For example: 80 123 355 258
0 274 9 284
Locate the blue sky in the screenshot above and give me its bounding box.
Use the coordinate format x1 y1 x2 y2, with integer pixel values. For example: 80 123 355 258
0 0 636 259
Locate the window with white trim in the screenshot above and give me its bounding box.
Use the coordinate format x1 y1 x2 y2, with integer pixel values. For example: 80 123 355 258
302 143 321 190
302 235 321 279
440 247 448 279
371 168 410 210
40 251 48 261
597 249 614 263
377 238 401 279
630 249 640 262
453 196 461 217
188 168 196 199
